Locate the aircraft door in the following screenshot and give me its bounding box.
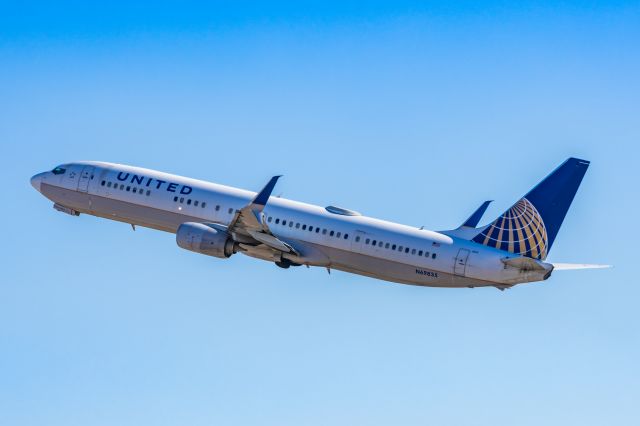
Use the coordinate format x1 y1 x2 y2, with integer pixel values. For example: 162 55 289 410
454 249 470 276
352 231 366 254
78 166 95 193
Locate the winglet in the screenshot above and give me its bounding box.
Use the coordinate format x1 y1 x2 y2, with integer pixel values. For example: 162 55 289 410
461 200 493 228
252 175 282 207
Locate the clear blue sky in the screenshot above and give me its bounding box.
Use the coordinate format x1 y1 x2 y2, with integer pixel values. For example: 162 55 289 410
2 1 639 425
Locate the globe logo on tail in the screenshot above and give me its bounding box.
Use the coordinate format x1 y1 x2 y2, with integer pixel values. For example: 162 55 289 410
472 198 548 260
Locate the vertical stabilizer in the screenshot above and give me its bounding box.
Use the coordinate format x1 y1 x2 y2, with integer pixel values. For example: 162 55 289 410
472 158 590 260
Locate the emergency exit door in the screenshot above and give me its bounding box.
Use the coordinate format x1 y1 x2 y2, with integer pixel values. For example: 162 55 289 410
78 166 95 193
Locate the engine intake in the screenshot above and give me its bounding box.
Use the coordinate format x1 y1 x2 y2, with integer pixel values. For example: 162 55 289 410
176 222 235 259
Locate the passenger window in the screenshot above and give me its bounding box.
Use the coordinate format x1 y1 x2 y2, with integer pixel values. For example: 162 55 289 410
146 190 151 196
174 196 178 202
101 180 105 186
379 241 383 247
202 202 206 208
418 250 423 256
194 201 199 206
302 224 306 230
330 230 334 237
411 249 416 255
315 228 320 233
268 217 273 223
365 238 370 244
425 251 430 257
344 234 349 240
187 199 192 205
133 188 138 193
282 220 287 226
216 205 220 211
126 186 131 192
385 243 390 249
356 236 360 242
432 253 437 259
392 244 396 250
289 222 293 228
322 229 327 235
228 208 233 214
275 218 280 224
405 247 410 253
180 197 184 203
398 246 403 252
372 240 377 246
296 223 300 229
336 232 341 238
120 184 124 190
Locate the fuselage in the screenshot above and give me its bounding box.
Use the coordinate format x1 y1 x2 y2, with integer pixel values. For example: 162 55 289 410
31 161 553 288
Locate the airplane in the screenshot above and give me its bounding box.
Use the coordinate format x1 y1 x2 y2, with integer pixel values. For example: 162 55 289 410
30 157 609 290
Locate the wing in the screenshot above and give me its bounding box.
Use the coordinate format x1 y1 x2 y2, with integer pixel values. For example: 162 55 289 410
226 175 299 255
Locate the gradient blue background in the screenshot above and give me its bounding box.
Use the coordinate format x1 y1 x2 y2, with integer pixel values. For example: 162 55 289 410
2 2 638 425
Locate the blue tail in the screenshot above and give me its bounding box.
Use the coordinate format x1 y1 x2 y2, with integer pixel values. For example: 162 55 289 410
472 158 590 260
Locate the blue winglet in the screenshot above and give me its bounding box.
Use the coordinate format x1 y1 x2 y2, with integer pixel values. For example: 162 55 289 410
462 200 493 228
252 175 282 207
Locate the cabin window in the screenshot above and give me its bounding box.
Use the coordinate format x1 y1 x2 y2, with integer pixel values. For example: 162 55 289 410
405 247 410 253
289 222 293 228
425 251 430 257
385 243 390 249
228 208 233 214
194 200 199 206
173 196 178 202
216 205 220 211
316 228 320 233
146 190 151 196
180 197 184 203
201 202 206 208
411 249 416 255
133 188 138 193
418 250 423 256
120 184 125 190
392 244 396 250
101 180 105 186
372 240 377 246
125 186 130 191
282 220 287 226
322 229 327 235
275 218 280 224
187 199 192 205
268 217 273 223
107 182 112 188
336 232 341 238
432 253 437 259
365 238 370 244
330 230 334 237
302 224 306 230
344 234 349 240
356 236 360 242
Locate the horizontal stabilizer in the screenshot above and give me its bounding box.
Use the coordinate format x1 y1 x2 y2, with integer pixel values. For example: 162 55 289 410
552 263 612 270
461 200 493 228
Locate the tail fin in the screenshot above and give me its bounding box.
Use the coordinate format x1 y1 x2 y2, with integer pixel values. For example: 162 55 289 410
472 157 590 260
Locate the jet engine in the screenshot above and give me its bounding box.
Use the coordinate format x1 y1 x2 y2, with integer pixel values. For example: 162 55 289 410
176 222 235 259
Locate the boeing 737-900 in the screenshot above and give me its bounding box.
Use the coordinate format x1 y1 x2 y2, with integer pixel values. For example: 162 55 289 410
30 158 608 290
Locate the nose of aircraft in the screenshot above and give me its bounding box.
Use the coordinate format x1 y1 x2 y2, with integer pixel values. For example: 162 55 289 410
30 172 45 192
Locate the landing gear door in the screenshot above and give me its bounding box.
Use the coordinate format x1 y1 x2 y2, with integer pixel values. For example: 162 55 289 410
454 248 470 276
78 166 95 193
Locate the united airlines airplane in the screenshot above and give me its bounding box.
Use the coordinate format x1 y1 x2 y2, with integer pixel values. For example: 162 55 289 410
30 158 608 290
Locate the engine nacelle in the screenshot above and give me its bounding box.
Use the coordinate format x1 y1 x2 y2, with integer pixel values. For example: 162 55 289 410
176 222 235 259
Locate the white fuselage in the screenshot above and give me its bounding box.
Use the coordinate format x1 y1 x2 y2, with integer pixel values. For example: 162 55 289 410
31 161 552 288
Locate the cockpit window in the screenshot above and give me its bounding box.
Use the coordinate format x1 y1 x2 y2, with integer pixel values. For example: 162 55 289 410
51 166 66 175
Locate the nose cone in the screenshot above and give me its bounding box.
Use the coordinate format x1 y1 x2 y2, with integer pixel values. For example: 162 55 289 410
30 172 45 192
